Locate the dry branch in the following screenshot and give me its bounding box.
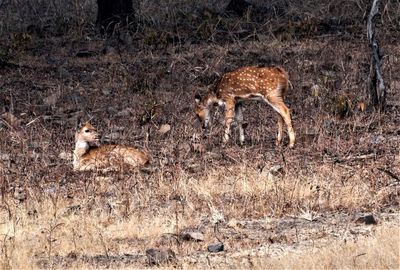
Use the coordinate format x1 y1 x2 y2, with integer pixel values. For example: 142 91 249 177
332 153 376 163
378 168 400 182
367 0 386 110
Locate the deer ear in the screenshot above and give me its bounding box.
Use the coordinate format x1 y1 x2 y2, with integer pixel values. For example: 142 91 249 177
76 117 83 129
195 94 202 103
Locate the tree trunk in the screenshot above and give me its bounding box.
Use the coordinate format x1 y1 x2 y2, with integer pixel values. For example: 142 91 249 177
96 0 134 32
367 0 386 111
225 0 251 16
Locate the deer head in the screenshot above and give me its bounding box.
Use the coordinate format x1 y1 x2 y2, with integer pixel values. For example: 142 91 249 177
75 122 99 146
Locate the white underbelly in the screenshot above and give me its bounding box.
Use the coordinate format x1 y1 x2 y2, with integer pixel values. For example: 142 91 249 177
236 95 264 102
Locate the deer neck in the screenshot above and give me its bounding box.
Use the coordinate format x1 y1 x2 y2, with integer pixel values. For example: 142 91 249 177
73 140 91 170
205 92 220 106
74 140 90 158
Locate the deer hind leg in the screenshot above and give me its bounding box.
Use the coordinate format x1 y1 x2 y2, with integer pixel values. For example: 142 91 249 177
266 97 295 148
277 115 284 146
223 101 235 143
234 103 245 144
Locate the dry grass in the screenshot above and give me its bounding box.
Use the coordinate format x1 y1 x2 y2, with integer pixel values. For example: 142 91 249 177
255 225 400 270
181 224 400 269
0 161 399 268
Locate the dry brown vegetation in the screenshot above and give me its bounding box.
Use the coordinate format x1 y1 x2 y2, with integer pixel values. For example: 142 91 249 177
0 0 399 269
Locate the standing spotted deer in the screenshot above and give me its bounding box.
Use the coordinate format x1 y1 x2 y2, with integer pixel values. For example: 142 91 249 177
73 122 149 172
195 66 295 147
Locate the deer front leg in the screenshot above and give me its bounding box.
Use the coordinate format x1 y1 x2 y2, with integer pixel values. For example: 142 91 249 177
276 105 295 148
223 101 235 143
267 97 296 148
235 103 244 144
276 115 284 146
280 105 295 148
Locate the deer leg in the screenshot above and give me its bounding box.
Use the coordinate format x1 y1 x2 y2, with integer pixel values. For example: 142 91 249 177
223 101 235 143
235 103 245 144
276 114 284 146
266 97 295 148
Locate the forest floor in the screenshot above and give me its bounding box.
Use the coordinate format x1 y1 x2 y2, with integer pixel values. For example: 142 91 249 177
0 2 399 269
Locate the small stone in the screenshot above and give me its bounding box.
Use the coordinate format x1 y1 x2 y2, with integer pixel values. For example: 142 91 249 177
186 163 202 173
179 229 204 242
208 243 224 253
146 248 176 266
355 214 377 225
75 50 97 58
159 124 171 134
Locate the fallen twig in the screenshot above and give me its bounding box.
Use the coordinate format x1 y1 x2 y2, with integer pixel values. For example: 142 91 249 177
333 153 376 163
378 168 400 182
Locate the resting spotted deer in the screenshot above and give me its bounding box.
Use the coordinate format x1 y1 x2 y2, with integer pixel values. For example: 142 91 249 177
73 122 149 172
195 66 295 147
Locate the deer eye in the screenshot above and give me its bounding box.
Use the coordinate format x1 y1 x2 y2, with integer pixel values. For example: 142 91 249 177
84 129 90 133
